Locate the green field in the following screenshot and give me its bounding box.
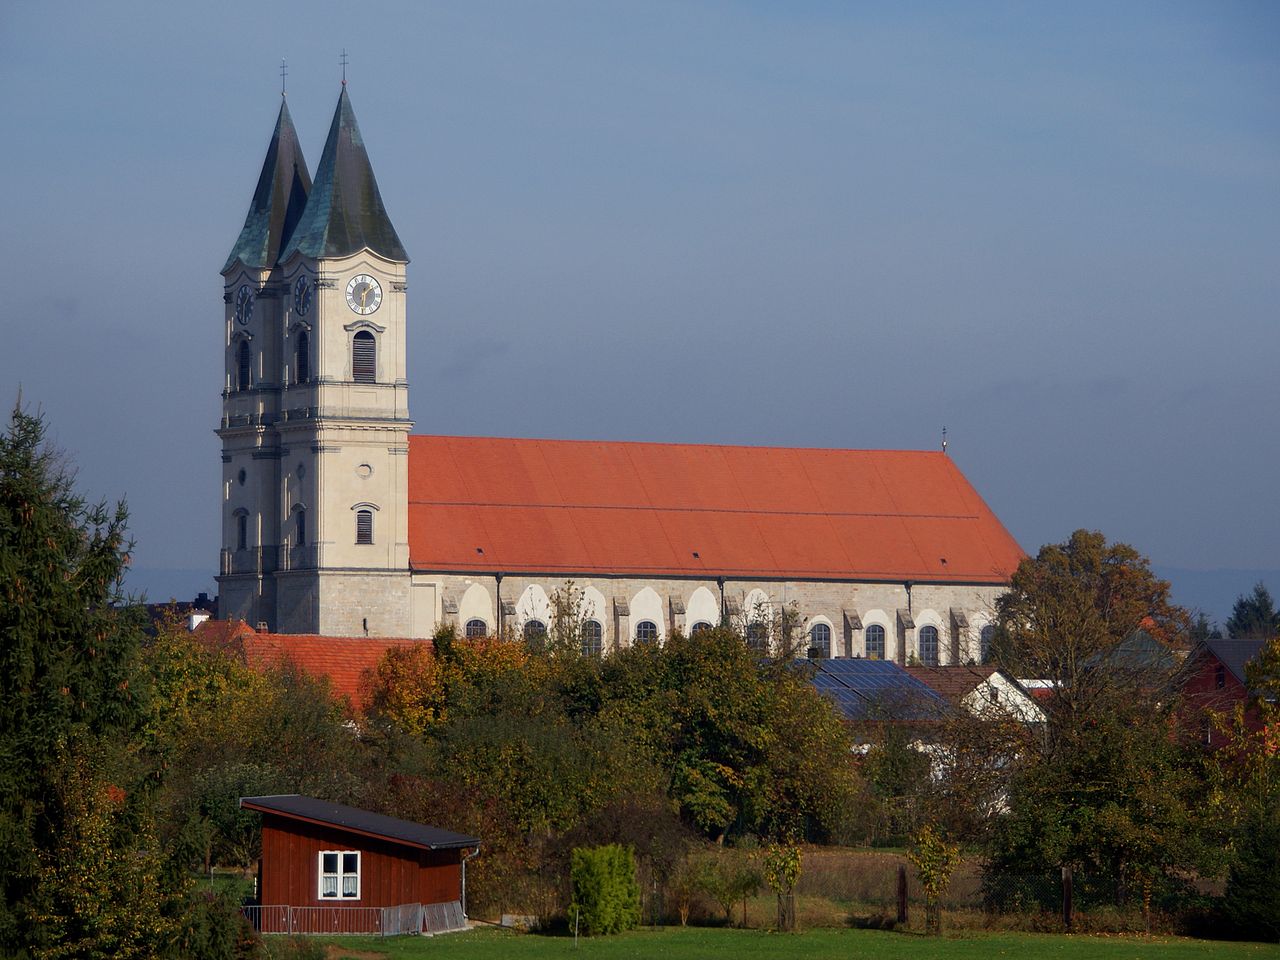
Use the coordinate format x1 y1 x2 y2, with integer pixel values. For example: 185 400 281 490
310 926 1280 960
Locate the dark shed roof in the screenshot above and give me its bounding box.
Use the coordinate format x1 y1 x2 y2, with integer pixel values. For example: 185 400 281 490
280 87 408 263
223 99 312 273
240 795 478 851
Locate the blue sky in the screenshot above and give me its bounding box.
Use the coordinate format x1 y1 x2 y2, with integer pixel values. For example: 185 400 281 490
1 2 1276 622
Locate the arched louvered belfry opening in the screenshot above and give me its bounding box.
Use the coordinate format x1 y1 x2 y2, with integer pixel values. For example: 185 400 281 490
237 340 252 391
295 330 310 384
352 330 376 383
355 508 374 544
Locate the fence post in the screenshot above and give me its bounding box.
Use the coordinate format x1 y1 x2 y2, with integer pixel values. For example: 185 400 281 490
896 863 908 925
1062 865 1073 932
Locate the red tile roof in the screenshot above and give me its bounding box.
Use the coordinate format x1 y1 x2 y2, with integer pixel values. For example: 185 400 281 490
904 665 1003 704
193 620 428 709
407 436 1023 583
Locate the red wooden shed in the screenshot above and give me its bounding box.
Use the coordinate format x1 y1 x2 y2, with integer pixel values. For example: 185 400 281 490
240 795 480 935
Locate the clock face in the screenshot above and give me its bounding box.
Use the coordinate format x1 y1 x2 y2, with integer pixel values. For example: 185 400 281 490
234 284 254 326
345 274 382 315
293 276 312 317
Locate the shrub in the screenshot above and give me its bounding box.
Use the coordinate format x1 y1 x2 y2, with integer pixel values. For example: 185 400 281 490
175 888 263 959
569 845 641 935
1224 795 1280 942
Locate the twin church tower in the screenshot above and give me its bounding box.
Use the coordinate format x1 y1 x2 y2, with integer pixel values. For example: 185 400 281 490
218 88 413 635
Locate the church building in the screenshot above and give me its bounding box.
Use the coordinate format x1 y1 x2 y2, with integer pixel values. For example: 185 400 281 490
217 87 1024 665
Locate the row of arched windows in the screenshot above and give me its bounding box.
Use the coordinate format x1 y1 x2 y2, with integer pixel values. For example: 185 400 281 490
463 616 658 657
233 332 377 391
454 613 993 662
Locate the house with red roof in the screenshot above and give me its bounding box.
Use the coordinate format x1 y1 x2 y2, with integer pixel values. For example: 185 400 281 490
904 665 1045 724
193 619 426 712
215 85 1023 665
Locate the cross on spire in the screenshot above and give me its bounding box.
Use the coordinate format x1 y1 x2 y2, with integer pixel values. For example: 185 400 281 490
340 49 349 85
280 58 288 97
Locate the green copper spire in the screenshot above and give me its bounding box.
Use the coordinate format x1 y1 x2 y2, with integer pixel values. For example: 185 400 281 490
223 99 312 273
280 87 408 263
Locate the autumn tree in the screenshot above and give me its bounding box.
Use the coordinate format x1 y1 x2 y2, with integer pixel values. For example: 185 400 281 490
986 530 1217 897
1217 636 1280 939
992 529 1190 752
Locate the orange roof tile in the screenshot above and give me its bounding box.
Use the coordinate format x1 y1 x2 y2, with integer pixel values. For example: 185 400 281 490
407 436 1023 583
193 620 427 710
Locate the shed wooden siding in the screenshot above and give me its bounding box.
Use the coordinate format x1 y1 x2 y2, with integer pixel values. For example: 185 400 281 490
260 813 463 910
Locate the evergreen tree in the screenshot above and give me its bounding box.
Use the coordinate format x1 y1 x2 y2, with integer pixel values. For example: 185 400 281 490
1226 582 1279 640
0 404 173 955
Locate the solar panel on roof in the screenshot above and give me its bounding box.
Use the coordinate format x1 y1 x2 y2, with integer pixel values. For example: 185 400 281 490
809 657 948 721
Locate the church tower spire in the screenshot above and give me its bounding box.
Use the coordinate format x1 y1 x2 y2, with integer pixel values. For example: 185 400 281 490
280 87 407 263
223 99 312 273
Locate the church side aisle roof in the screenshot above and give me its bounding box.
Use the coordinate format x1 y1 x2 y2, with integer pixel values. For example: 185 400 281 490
223 99 312 273
406 436 1025 583
279 87 408 263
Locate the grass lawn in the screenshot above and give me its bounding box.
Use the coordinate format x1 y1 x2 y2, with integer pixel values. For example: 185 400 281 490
309 926 1280 960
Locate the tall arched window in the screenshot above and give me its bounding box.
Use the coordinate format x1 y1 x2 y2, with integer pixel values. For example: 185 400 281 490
465 618 488 639
865 624 886 660
355 509 374 544
919 625 940 666
295 507 306 547
295 330 310 384
746 622 768 654
980 624 995 663
237 341 252 391
352 331 376 383
809 623 831 659
236 512 248 551
635 620 658 644
582 620 603 657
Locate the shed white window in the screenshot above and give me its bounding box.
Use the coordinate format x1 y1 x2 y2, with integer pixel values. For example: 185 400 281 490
319 850 360 899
